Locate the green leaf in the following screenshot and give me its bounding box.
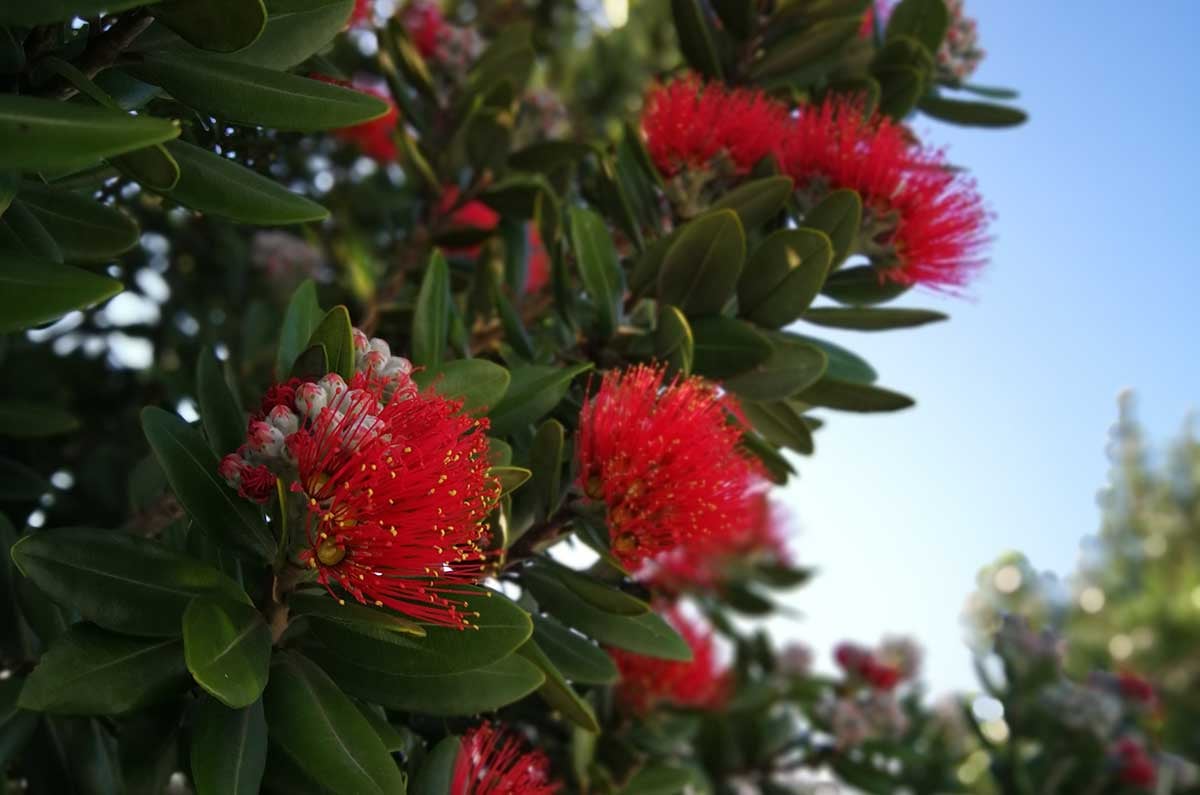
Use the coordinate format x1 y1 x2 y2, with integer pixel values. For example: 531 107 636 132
525 559 649 616
671 0 724 79
19 625 186 715
532 615 618 685
518 639 599 732
493 466 532 497
129 53 389 132
789 334 878 384
10 527 250 637
183 598 271 708
161 141 329 224
569 206 624 339
0 171 16 217
751 16 861 81
141 406 274 558
315 650 545 716
309 587 532 677
724 336 828 401
0 93 178 172
958 82 1020 100
822 264 910 306
289 591 425 637
739 401 814 455
222 0 354 69
654 305 694 376
111 144 181 191
527 420 565 521
885 0 950 52
0 401 80 438
0 457 49 501
412 359 511 414
797 379 915 412
0 0 156 26
711 0 755 38
412 250 450 368
15 182 139 262
265 653 405 795
919 95 1028 127
0 676 37 769
621 764 695 794
509 141 596 174
689 316 773 380
0 255 122 333
876 64 926 119
307 306 355 380
197 348 245 457
191 696 268 795
488 363 593 437
277 279 323 379
739 228 834 328
411 736 460 795
658 210 745 316
2 200 61 262
801 306 947 330
521 569 691 661
708 176 794 231
155 0 268 53
801 189 862 268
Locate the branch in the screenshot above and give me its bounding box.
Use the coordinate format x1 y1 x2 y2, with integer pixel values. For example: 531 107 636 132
51 10 155 100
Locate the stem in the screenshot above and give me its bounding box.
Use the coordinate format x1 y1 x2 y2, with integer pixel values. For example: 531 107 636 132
266 565 308 645
48 10 154 100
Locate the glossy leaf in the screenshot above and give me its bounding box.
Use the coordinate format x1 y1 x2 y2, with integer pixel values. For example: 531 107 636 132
671 0 724 79
111 144 180 191
191 696 268 795
223 0 354 69
798 379 915 412
739 228 834 328
919 95 1028 127
493 466 532 497
822 264 911 306
658 210 745 316
621 764 695 794
16 182 139 262
0 0 156 25
708 176 794 231
0 401 80 438
197 347 245 456
412 250 450 368
161 141 329 225
0 171 15 217
569 206 624 339
488 363 593 437
790 334 878 384
277 279 323 379
308 306 355 380
518 639 599 732
11 526 250 637
525 559 650 616
184 598 271 708
801 306 948 330
0 94 178 172
532 615 619 685
412 358 511 414
885 0 950 52
801 189 862 268
0 677 37 769
1 200 61 262
724 336 828 401
751 16 861 81
289 592 425 636
689 316 774 379
655 305 694 376
19 625 186 715
0 255 122 333
527 419 566 521
141 406 274 558
264 653 405 794
155 0 268 53
739 401 814 455
411 735 460 795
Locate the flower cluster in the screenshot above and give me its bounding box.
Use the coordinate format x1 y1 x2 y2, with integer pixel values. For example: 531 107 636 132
310 74 400 163
219 329 499 626
434 186 549 291
401 0 483 80
1113 737 1158 790
834 638 917 692
576 364 761 569
937 0 985 82
814 637 923 749
451 723 560 795
610 609 729 716
641 77 989 290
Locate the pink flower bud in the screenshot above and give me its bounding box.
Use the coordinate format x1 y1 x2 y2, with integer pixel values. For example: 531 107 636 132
246 421 285 458
267 405 300 437
218 454 246 488
296 382 328 418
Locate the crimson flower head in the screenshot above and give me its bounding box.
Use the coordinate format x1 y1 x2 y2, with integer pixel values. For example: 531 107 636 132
576 364 760 569
611 609 730 716
1113 737 1157 789
778 96 989 290
348 0 372 27
309 74 400 163
641 75 788 178
435 185 500 259
834 642 907 692
290 373 500 627
451 722 560 795
1116 672 1157 706
401 0 448 59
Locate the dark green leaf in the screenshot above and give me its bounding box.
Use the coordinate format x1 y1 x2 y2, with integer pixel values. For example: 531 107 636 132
222 0 354 69
129 53 389 132
111 144 180 191
1 200 61 262
739 228 833 328
958 82 1020 100
411 736 460 795
621 763 694 794
155 0 268 53
412 250 450 368
0 0 156 26
141 406 274 558
288 592 425 637
525 559 649 616
412 359 511 414
0 94 178 172
711 0 755 38
885 0 950 52
19 625 186 715
0 400 80 438
493 465 532 497
16 182 139 262
191 696 268 795
0 171 15 216
0 255 122 333
265 652 405 795
509 141 596 174
0 457 48 501
739 401 814 455
488 363 593 437
277 279 322 379
654 305 693 376
788 334 878 384
197 348 245 456
798 379 915 412
11 526 250 637
532 615 618 685
671 0 724 79
569 206 623 339
183 598 271 708
876 64 926 119
161 141 329 225
724 336 828 401
518 639 599 732
0 676 37 769
690 316 773 379
658 210 745 316
801 306 947 330
751 16 860 81
919 95 1028 127
801 189 862 268
822 264 911 306
527 419 565 522
307 306 355 380
708 176 794 231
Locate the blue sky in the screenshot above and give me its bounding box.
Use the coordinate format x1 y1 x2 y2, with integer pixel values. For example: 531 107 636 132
774 0 1200 692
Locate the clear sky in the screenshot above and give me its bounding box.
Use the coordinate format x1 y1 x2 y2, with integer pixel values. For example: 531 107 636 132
775 0 1200 692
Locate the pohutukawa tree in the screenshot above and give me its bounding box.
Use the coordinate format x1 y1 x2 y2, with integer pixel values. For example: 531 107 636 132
4 0 1190 792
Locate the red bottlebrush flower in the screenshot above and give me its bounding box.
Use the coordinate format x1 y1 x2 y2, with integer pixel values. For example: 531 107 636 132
1113 737 1157 789
861 659 903 691
1117 672 1156 706
435 185 500 259
777 96 989 289
641 75 789 178
834 642 872 673
835 642 906 691
451 723 560 795
611 609 730 716
526 225 551 293
401 0 447 60
309 74 399 163
257 377 301 419
290 375 500 627
349 0 372 26
576 364 760 569
239 464 277 504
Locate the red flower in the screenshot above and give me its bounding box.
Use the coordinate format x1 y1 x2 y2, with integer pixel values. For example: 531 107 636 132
778 96 988 289
401 0 447 60
526 225 551 293
835 642 905 691
349 0 372 26
576 364 760 569
218 456 277 504
257 377 301 419
611 609 730 716
1116 672 1156 706
290 374 500 627
309 74 400 163
641 75 789 178
1113 737 1157 789
435 185 500 259
451 723 560 795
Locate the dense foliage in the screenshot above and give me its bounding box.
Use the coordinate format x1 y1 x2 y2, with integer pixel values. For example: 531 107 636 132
3 0 1188 793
